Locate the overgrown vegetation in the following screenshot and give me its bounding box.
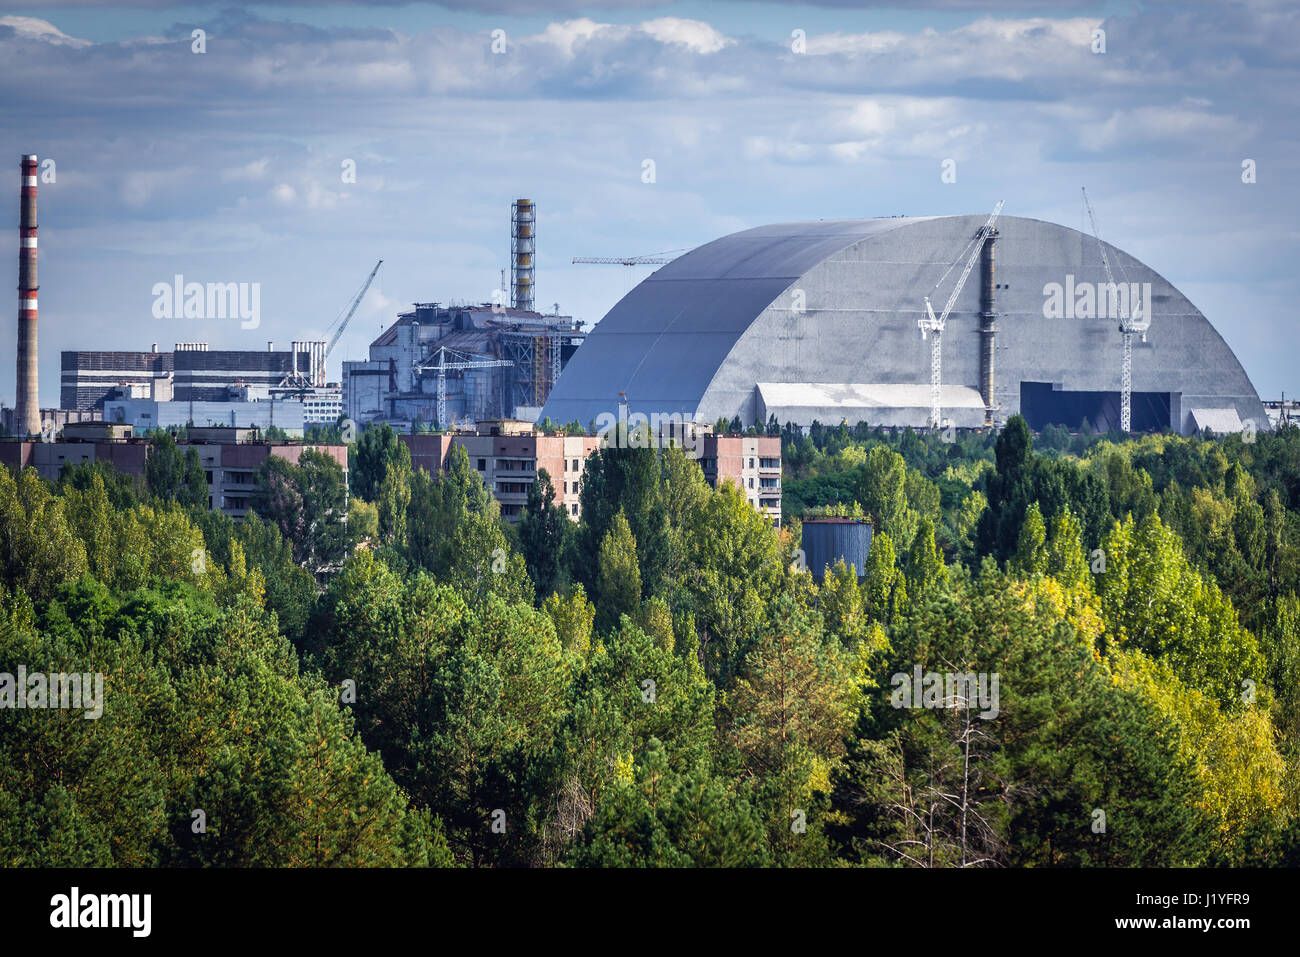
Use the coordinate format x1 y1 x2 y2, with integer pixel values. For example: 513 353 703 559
3 417 1299 867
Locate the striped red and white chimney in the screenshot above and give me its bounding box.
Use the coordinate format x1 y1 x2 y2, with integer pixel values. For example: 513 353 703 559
15 154 40 436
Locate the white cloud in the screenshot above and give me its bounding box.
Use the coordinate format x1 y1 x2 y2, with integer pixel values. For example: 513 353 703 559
0 15 90 48
638 18 733 54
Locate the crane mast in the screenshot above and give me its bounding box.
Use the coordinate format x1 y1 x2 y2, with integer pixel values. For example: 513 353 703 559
414 346 512 429
918 200 1004 431
1082 188 1149 433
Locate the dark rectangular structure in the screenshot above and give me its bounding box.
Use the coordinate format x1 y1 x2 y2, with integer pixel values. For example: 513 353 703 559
61 350 175 410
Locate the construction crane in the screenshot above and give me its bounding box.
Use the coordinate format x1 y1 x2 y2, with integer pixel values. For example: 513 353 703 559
1082 188 1149 433
413 346 512 429
571 249 686 266
918 200 1004 431
326 259 383 363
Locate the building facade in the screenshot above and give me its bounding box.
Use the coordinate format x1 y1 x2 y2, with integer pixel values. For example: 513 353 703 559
344 303 585 429
399 425 781 524
62 342 326 411
0 424 346 519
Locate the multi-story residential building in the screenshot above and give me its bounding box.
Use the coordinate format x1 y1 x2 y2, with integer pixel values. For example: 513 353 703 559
0 423 346 519
399 423 781 524
698 433 783 524
402 421 599 521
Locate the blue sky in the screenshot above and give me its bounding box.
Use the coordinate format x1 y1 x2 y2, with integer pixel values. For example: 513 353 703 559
1 0 1296 406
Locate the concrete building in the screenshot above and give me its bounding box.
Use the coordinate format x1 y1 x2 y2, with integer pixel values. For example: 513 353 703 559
344 302 585 429
398 423 781 523
401 424 600 521
699 434 783 523
61 347 174 410
0 424 346 519
541 216 1268 436
104 395 307 437
301 386 343 425
61 341 325 410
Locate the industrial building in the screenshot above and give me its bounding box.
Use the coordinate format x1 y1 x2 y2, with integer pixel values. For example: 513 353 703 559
103 393 308 436
62 341 329 409
343 302 585 428
343 199 586 429
541 215 1268 436
60 341 342 433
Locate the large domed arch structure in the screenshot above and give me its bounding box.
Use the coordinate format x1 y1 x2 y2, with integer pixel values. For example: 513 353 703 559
541 215 1266 435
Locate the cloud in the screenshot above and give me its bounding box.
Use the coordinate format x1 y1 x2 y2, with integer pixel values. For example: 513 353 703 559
0 1 1296 403
0 14 90 47
639 17 732 54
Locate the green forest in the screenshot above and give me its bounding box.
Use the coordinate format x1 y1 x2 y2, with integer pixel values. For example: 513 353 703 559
2 416 1299 867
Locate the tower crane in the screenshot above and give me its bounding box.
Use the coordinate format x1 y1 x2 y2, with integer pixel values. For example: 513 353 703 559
1082 188 1149 433
413 346 512 429
918 200 1004 431
326 259 383 366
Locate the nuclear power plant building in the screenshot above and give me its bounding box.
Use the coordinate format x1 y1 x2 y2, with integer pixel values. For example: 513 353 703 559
540 215 1267 436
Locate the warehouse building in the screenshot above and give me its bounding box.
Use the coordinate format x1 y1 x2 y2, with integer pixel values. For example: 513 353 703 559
541 216 1268 436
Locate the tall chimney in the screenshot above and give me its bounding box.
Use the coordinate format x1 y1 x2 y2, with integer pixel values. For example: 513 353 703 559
511 198 535 312
978 229 998 428
15 154 40 436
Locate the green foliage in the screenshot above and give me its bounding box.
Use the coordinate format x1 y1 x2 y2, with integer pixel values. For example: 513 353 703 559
0 579 438 866
1096 513 1265 711
830 570 1209 867
5 414 1300 869
251 448 349 574
567 738 768 867
351 423 411 501
519 469 572 602
144 432 208 508
596 510 641 633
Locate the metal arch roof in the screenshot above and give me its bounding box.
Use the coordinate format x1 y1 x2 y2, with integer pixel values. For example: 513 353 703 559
542 217 933 425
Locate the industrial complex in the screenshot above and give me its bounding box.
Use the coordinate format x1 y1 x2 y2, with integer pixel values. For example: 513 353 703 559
1 148 1281 529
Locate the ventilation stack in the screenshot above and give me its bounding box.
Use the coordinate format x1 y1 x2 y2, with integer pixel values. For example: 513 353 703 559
978 229 998 427
511 199 535 312
15 154 40 436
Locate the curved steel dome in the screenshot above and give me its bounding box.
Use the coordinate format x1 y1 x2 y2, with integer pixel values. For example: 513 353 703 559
542 215 1266 435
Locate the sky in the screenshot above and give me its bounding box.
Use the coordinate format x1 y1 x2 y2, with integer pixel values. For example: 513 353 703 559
1 0 1296 407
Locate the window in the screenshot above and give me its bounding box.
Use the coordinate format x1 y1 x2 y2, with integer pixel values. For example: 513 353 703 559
760 457 780 469
571 459 579 471
760 477 779 488
748 458 755 468
477 458 486 470
748 477 754 488
571 504 578 515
